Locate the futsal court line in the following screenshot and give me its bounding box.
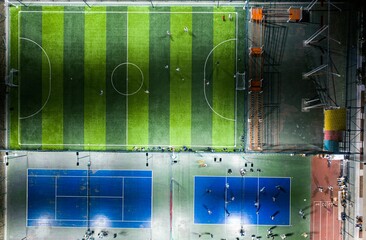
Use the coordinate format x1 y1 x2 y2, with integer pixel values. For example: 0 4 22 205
234 11 239 148
19 142 237 148
126 12 129 146
17 10 239 149
194 176 292 226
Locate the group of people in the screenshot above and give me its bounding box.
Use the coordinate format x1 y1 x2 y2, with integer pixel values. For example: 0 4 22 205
222 13 234 21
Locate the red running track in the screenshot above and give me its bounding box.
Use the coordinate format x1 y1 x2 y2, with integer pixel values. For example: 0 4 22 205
311 156 342 240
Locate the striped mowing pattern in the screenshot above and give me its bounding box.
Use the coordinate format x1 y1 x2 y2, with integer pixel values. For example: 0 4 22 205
10 7 239 150
106 6 128 149
9 6 21 149
42 7 64 150
170 7 192 146
84 6 107 150
63 7 85 149
127 7 150 146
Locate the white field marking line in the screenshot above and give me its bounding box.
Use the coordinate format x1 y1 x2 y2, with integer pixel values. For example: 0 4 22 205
126 12 129 145
27 218 150 223
27 168 152 173
4 2 10 149
333 202 335 240
234 12 239 147
27 225 151 230
18 11 233 145
192 176 292 226
18 37 52 120
289 177 292 225
312 201 320 240
150 171 154 233
55 176 57 220
224 175 228 225
17 11 239 147
193 177 195 224
86 168 89 227
311 202 317 240
122 178 124 221
27 168 152 174
319 202 323 240
17 7 21 159
203 38 237 122
56 195 125 198
25 168 28 227
196 176 292 180
256 172 259 236
110 62 144 96
20 10 238 14
28 175 151 179
19 142 237 148
326 202 328 240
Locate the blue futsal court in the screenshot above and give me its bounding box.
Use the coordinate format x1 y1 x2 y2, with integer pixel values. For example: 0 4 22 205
194 176 291 225
27 169 152 228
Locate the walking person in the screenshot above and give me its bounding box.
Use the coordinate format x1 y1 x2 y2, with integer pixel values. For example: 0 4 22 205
299 209 306 219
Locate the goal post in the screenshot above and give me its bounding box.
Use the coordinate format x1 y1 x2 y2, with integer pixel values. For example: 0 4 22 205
236 72 246 90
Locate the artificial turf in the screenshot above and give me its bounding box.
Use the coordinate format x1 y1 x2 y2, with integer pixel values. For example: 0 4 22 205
148 7 171 146
127 7 150 147
84 7 107 148
106 6 128 146
42 7 64 150
170 7 193 146
63 6 85 149
10 6 243 150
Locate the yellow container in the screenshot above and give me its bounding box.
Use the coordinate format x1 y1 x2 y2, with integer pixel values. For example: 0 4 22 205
324 108 346 131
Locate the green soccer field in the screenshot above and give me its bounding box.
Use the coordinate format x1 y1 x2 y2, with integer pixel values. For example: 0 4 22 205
8 6 246 151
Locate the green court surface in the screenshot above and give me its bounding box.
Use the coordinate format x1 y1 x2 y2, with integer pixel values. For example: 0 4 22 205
9 6 245 151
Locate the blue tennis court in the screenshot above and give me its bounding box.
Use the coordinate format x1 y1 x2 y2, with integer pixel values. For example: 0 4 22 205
194 176 291 225
27 169 152 228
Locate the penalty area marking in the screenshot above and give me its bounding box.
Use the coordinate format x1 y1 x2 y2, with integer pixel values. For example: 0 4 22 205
111 62 144 96
203 38 237 122
19 37 52 120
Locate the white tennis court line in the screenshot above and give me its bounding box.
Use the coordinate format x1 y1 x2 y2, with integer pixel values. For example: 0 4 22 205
56 195 124 198
122 178 125 221
55 176 57 220
27 170 153 227
27 218 150 222
25 168 28 228
28 175 152 179
17 10 239 148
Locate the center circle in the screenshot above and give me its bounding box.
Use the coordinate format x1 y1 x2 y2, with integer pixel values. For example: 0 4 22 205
111 62 144 96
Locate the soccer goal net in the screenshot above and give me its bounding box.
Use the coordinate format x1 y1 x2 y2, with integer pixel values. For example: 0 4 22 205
236 72 246 90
